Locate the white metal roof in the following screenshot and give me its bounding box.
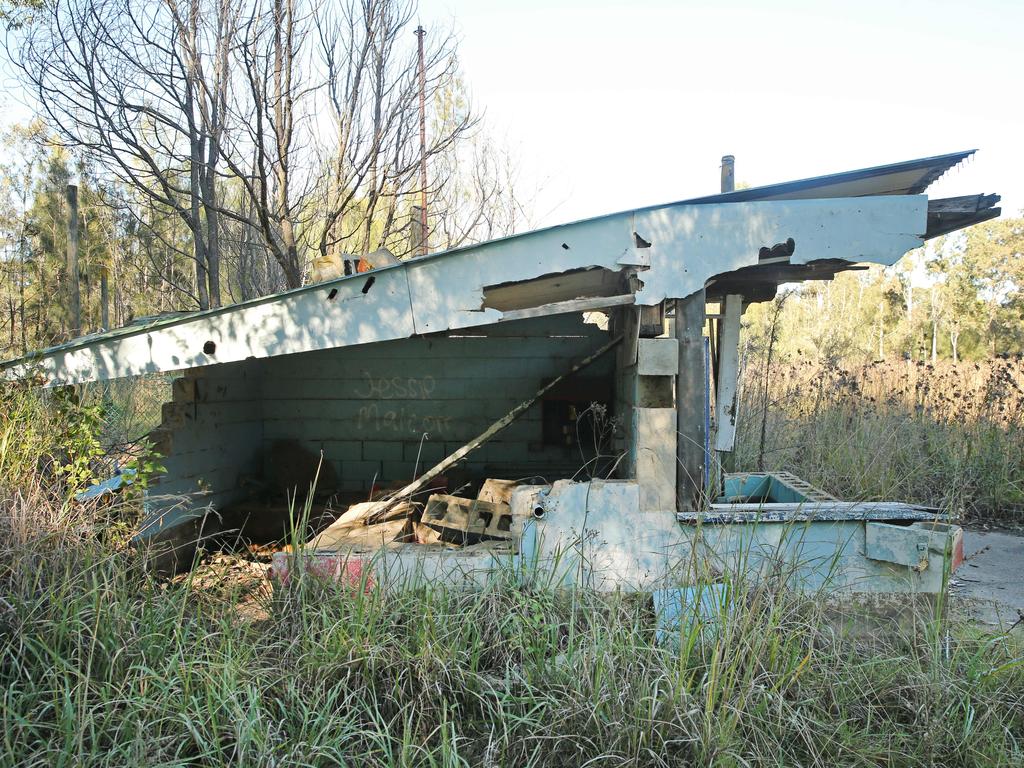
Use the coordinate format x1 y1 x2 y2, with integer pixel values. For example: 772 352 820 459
1 151 997 387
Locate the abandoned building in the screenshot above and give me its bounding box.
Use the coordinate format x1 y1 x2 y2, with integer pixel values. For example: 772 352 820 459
1 150 1001 593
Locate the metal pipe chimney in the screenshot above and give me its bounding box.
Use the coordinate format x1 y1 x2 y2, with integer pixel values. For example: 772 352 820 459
721 155 735 193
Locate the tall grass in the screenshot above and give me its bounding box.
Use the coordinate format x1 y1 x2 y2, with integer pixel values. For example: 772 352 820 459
1 481 1022 766
736 359 1024 523
2 370 1023 765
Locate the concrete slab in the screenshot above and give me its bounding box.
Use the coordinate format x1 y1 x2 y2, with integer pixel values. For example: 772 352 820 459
950 529 1024 630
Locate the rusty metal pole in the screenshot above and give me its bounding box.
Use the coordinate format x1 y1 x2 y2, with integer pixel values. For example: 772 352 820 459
66 184 81 337
415 25 428 256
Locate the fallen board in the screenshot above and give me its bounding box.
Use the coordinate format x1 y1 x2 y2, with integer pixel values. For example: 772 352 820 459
679 501 940 524
310 518 411 551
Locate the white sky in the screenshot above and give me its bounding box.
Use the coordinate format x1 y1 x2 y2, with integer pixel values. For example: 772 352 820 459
424 0 1022 227
2 0 1019 229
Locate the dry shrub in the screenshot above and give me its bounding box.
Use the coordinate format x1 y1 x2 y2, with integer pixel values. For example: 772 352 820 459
737 358 1024 522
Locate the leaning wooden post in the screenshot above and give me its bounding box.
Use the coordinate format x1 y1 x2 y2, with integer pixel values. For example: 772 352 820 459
66 184 81 337
675 289 707 512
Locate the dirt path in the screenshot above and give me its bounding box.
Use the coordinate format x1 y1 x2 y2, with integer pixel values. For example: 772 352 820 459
951 529 1024 630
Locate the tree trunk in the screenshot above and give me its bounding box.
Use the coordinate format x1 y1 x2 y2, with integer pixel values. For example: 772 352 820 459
190 145 210 311
19 228 27 354
203 156 222 307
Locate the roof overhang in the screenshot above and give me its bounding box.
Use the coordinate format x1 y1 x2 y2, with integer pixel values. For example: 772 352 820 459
679 150 978 203
0 151 999 387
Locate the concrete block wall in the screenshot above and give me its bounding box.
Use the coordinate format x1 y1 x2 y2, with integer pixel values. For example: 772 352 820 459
258 315 614 493
142 360 264 538
616 329 677 512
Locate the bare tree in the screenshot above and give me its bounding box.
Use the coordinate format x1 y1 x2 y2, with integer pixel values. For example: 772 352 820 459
217 0 315 287
8 0 519 307
9 0 242 308
429 129 534 251
311 0 476 264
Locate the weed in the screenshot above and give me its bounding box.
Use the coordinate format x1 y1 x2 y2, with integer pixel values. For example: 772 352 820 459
736 358 1024 523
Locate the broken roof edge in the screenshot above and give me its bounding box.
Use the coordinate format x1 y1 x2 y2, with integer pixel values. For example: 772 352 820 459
0 150 981 371
4 195 932 387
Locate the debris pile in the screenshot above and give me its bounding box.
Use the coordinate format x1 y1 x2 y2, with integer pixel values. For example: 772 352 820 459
307 478 524 555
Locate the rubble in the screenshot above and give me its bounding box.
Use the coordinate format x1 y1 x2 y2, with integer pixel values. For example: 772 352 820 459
300 482 525 556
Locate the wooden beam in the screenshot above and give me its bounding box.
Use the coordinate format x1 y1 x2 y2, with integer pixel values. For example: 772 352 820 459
926 207 1001 240
499 294 634 322
679 501 937 524
927 193 1000 214
639 303 664 337
675 290 706 513
483 267 626 312
714 294 742 452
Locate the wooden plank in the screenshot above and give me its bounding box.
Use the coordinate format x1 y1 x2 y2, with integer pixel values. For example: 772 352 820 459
499 294 634 322
713 294 742 452
675 290 706 513
638 303 664 337
926 193 1000 214
679 501 938 524
926 207 1001 239
620 306 640 368
482 267 626 311
311 518 410 551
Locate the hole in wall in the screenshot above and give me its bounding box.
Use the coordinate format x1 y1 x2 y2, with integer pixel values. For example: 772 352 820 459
758 237 796 261
637 376 674 408
561 243 570 250
633 232 652 248
361 276 376 294
481 266 628 312
533 506 546 519
203 340 217 355
327 288 338 300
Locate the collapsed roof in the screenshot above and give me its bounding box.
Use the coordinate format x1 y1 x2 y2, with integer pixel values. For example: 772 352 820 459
0 150 999 387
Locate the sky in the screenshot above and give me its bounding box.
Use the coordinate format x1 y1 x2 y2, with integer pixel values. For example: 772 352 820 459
1 0 1019 229
422 0 1022 227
